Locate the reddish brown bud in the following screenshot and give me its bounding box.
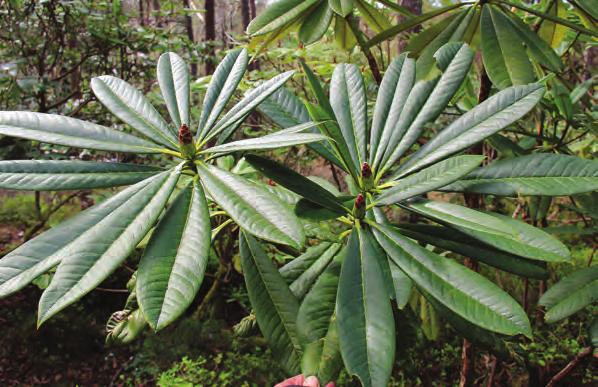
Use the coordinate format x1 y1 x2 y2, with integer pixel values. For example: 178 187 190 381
355 193 365 208
178 124 192 145
361 162 372 178
267 179 277 186
353 193 366 219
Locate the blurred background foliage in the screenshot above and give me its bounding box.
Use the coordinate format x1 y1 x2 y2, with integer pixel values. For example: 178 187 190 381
0 0 596 385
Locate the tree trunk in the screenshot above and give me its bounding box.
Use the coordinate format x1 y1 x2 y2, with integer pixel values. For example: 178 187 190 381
204 0 216 74
249 0 256 20
397 0 422 52
183 0 197 76
241 0 250 30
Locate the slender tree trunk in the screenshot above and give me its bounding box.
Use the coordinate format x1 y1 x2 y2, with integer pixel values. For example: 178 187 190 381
241 0 250 30
183 0 197 76
249 0 256 19
139 0 145 26
204 0 216 74
397 0 422 52
460 69 492 387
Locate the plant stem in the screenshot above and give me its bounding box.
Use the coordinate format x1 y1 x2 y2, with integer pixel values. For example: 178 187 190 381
460 68 492 387
545 347 592 387
347 14 382 85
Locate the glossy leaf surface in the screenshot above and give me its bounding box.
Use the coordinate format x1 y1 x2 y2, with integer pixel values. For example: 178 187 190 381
540 265 598 323
240 232 302 374
405 200 570 262
336 228 395 387
373 223 532 337
197 163 304 249
137 180 211 330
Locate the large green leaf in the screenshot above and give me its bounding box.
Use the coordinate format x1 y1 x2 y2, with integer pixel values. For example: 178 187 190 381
203 127 327 155
91 76 178 149
395 83 544 178
540 265 598 323
239 232 302 374
505 13 562 72
422 289 511 357
378 43 474 174
137 180 211 331
396 224 549 279
257 85 342 168
0 177 155 298
376 155 484 205
197 49 248 138
0 160 162 191
336 228 395 387
388 259 412 309
290 243 340 299
298 247 343 343
405 200 570 262
366 3 465 48
369 54 415 167
405 11 462 57
157 52 190 128
306 102 357 179
329 0 355 17
0 111 161 153
37 168 181 325
356 0 391 34
204 71 295 143
298 249 344 384
196 163 304 249
301 321 342 385
247 0 319 36
481 5 535 89
245 154 347 214
443 154 598 196
330 63 368 170
414 7 475 80
257 86 310 128
334 15 357 50
280 243 334 283
372 223 532 337
299 0 334 44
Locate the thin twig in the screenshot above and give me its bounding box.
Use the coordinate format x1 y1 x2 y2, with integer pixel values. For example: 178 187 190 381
545 347 592 387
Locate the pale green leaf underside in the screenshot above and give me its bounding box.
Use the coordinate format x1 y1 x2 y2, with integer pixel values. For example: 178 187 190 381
37 167 181 325
91 75 178 149
0 111 161 153
0 177 155 298
443 154 598 196
158 52 190 128
376 155 484 205
0 160 163 191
